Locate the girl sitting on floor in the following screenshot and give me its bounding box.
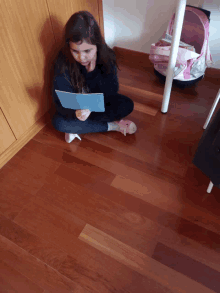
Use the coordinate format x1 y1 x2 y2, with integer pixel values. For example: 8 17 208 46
52 10 137 143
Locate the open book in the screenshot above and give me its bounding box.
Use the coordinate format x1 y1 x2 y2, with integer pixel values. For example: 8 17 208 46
55 90 105 112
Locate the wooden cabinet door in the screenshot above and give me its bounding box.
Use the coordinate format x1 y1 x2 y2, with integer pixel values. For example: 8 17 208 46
0 0 57 139
0 108 16 155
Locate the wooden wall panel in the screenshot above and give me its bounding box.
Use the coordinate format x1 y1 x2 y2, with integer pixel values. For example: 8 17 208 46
46 0 102 47
0 0 56 139
0 108 16 155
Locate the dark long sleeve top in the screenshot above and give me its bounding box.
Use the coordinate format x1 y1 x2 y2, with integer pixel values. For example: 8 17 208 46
52 52 119 117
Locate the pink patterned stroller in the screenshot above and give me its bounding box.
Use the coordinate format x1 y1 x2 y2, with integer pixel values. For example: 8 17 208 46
149 5 213 89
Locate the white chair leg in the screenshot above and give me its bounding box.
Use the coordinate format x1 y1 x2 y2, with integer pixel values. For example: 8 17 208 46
207 181 214 193
203 88 220 130
161 0 187 113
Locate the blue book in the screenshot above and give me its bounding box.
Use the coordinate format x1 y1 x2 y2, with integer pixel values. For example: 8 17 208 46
55 90 105 112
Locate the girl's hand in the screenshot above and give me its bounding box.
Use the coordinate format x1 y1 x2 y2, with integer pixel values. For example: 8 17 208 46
76 109 91 121
86 53 97 73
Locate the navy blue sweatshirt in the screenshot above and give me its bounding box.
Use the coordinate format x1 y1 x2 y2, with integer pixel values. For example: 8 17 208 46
52 51 119 117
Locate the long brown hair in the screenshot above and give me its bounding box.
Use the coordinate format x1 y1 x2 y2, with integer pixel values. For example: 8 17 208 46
54 11 119 93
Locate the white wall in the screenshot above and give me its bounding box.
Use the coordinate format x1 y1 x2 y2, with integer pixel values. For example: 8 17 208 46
202 0 220 69
103 0 220 69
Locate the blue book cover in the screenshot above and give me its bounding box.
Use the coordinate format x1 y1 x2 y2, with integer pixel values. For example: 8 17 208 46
55 90 105 112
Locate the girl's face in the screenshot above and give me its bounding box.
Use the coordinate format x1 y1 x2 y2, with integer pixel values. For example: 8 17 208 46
69 40 97 66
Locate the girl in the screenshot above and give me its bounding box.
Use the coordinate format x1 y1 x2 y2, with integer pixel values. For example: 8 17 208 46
51 10 137 143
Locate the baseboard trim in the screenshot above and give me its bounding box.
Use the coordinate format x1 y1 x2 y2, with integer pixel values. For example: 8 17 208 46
113 46 152 68
113 46 220 78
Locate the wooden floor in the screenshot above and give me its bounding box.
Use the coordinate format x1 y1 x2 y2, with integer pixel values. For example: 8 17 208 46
1 49 220 293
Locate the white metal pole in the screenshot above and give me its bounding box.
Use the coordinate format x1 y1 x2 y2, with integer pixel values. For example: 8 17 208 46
207 181 214 193
161 0 187 113
203 89 220 129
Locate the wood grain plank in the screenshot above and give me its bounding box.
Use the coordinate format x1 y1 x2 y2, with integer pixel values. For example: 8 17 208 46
32 127 191 198
0 213 68 271
51 164 220 255
83 132 188 178
0 145 61 195
14 197 86 248
0 259 44 293
53 160 220 236
0 181 33 220
2 184 219 293
40 120 199 188
34 173 162 256
58 251 170 293
41 123 204 199
119 83 163 103
34 143 218 232
53 163 185 215
119 83 161 116
152 242 220 292
23 136 220 233
0 235 83 293
20 135 220 238
111 174 181 207
33 172 220 274
0 206 165 293
22 140 115 185
0 214 152 293
133 101 158 116
79 224 215 293
34 126 188 182
158 226 220 273
110 173 220 234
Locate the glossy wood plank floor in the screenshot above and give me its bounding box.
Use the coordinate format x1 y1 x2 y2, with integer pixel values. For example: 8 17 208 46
1 50 220 293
